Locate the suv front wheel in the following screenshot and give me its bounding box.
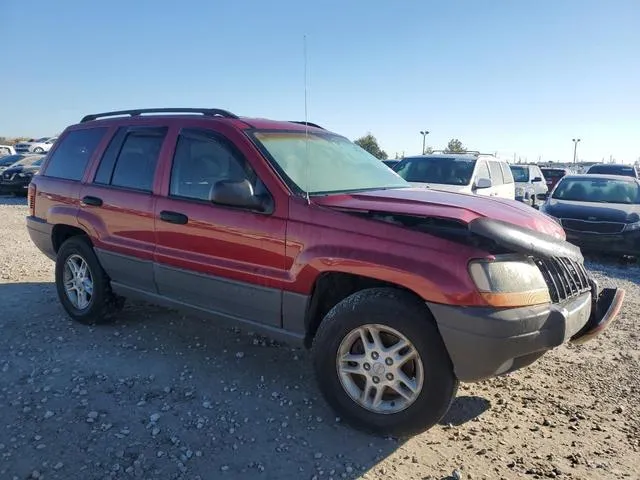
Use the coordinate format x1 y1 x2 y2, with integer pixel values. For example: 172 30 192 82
55 236 123 324
312 288 458 437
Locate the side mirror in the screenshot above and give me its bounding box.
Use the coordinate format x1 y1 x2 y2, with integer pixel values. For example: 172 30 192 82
209 179 264 211
475 177 492 189
532 177 543 182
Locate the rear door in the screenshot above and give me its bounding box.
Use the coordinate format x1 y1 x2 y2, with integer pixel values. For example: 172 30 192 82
153 125 287 328
77 125 169 293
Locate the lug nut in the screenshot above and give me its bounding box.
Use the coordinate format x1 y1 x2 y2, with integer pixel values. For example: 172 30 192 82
363 363 371 371
385 358 393 366
371 352 379 360
372 376 380 384
386 373 394 381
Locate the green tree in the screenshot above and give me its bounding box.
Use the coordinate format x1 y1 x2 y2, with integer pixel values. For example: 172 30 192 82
424 146 434 154
354 133 388 160
444 138 465 153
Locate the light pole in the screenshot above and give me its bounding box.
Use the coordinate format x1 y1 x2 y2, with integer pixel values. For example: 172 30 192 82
420 130 429 155
572 138 581 164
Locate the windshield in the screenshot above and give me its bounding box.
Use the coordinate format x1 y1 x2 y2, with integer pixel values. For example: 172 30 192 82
509 166 530 182
251 131 408 194
33 137 49 143
552 177 640 204
541 169 566 179
393 156 476 186
0 155 23 167
587 165 637 177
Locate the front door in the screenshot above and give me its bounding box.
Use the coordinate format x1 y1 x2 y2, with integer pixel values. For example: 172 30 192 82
153 126 287 327
473 159 493 197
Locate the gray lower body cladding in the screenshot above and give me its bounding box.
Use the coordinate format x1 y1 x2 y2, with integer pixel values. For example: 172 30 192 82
428 292 592 382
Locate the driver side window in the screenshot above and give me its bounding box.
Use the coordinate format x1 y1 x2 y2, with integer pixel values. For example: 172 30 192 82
475 160 490 181
169 129 254 201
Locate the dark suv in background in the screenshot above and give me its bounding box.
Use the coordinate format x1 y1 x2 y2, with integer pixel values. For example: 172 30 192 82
25 108 624 436
586 164 639 179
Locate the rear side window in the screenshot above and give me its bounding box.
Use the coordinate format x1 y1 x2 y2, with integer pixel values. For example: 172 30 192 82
488 161 504 185
43 128 107 181
94 127 167 192
500 163 514 184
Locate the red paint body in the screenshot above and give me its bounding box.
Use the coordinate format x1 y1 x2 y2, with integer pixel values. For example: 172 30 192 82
31 115 565 308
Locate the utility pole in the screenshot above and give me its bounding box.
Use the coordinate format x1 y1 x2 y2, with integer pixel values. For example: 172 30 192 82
572 138 581 164
419 130 429 155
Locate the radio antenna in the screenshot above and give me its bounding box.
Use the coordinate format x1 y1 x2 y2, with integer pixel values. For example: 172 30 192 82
303 34 310 204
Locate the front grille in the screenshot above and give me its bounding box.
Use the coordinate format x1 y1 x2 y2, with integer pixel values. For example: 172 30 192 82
561 218 625 234
534 257 591 303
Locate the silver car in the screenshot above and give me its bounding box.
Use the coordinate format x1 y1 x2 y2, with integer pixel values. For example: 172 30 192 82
14 137 58 154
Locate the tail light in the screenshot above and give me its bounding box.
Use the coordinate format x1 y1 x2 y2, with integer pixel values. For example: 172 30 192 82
28 183 36 216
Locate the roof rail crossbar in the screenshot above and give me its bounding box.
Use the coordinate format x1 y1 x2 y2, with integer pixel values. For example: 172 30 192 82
429 150 489 156
80 108 239 123
289 121 324 129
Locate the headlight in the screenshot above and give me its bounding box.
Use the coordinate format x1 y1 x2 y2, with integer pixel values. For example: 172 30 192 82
469 256 551 307
624 221 640 232
515 187 524 196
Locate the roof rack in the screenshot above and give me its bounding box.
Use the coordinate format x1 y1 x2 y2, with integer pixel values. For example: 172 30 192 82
289 121 325 129
80 108 239 123
429 150 495 156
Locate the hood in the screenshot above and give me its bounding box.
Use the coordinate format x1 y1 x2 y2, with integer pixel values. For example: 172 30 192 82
2 165 37 175
313 187 566 239
544 198 640 224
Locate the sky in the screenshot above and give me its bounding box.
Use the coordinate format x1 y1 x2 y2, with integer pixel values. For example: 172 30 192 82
2 0 639 163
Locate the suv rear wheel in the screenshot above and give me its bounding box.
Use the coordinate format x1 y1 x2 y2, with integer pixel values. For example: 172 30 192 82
312 287 458 437
55 236 123 324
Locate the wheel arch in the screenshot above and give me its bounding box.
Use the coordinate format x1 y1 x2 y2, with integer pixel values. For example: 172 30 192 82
52 224 91 253
303 271 431 348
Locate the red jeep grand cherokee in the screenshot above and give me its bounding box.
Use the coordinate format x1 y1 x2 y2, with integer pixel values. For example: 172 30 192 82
26 108 624 436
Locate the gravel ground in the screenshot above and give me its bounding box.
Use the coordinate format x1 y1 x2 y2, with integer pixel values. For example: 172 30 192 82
1 195 639 480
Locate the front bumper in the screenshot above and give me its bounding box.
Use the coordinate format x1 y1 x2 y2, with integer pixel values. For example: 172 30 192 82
565 229 640 257
428 285 625 382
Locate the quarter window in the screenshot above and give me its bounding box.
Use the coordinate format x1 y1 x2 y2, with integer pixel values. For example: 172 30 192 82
500 162 514 184
43 128 107 181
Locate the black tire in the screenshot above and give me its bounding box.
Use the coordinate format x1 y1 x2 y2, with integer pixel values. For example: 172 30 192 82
55 236 123 324
312 287 458 437
33 147 44 153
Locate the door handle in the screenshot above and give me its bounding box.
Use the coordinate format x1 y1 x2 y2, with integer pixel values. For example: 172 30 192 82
81 195 103 207
159 210 188 225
